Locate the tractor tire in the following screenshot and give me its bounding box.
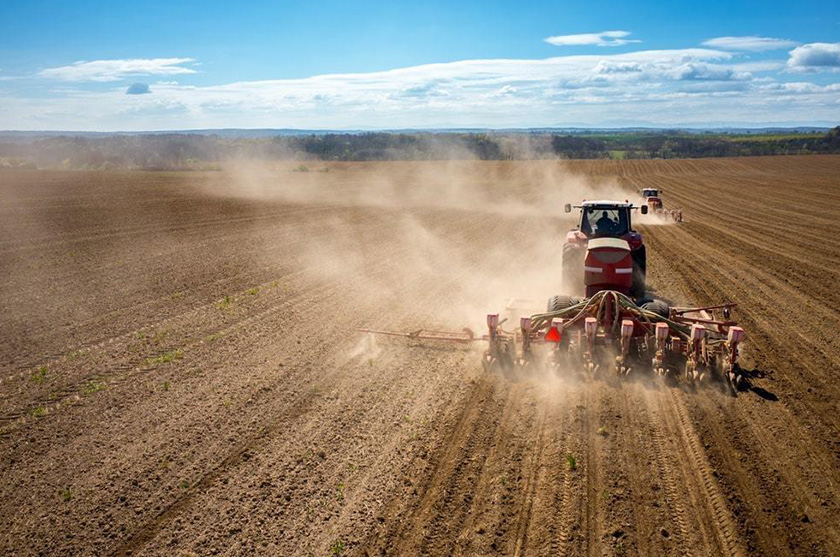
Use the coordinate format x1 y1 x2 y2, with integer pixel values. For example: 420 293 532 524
547 295 583 312
641 299 669 318
631 245 647 299
562 243 585 296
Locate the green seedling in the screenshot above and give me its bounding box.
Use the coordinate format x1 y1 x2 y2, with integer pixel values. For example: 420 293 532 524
217 295 233 310
330 539 345 555
566 453 577 471
32 366 47 384
145 350 183 366
83 381 105 395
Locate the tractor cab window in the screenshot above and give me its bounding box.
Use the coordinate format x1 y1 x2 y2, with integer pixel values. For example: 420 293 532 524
643 190 658 197
581 207 629 237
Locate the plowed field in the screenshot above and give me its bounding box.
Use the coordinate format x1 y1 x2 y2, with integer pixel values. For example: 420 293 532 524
1 156 839 556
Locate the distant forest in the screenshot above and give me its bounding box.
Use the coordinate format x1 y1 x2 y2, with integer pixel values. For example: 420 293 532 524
1 127 839 170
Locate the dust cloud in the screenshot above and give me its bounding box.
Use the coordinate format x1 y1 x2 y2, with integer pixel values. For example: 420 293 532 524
213 160 640 335
214 159 641 218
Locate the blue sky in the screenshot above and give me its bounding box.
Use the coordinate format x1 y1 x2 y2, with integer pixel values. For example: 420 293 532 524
1 0 838 130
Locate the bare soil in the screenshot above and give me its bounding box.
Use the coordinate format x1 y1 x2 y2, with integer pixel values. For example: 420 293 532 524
1 156 839 556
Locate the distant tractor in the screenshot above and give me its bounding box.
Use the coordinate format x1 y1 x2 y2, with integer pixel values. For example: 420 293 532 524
641 187 682 222
562 200 648 299
641 188 663 211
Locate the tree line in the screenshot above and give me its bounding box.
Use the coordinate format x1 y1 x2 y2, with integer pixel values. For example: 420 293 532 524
1 127 838 170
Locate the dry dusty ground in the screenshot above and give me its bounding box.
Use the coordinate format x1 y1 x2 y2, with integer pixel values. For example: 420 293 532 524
1 156 839 556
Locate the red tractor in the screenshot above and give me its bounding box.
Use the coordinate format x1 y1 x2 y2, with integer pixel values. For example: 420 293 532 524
562 200 648 300
641 187 683 222
641 187 663 211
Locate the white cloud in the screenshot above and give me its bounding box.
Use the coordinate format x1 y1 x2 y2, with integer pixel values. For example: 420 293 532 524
702 36 798 51
39 58 197 82
787 43 840 71
667 62 750 81
545 31 640 48
594 61 643 74
3 47 839 129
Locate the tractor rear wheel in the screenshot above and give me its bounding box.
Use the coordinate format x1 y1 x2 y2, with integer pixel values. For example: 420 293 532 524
631 245 647 299
562 243 585 296
547 295 583 312
640 299 669 318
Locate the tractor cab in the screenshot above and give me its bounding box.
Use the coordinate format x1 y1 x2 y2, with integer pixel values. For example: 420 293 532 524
564 200 646 246
641 188 660 199
581 205 630 237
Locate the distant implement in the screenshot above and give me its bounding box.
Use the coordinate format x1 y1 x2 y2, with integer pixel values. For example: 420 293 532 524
641 187 683 222
361 199 745 394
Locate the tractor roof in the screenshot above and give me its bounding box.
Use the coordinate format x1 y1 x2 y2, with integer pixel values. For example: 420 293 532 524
580 200 634 208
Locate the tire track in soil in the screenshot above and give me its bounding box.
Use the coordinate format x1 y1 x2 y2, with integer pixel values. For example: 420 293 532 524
516 380 581 557
476 386 547 556
664 391 745 557
645 387 748 556
511 400 548 557
582 380 605 557
549 383 585 556
641 389 694 556
607 383 667 557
